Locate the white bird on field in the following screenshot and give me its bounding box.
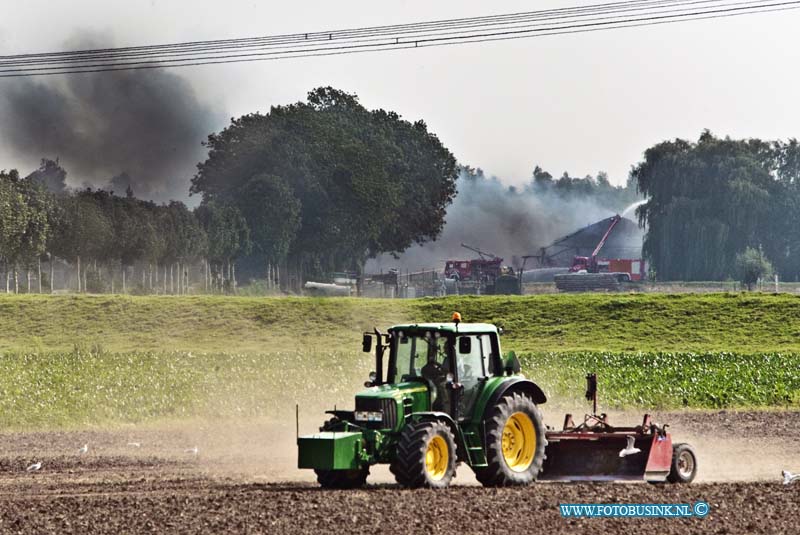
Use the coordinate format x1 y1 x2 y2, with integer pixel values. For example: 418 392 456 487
619 436 642 458
184 446 199 456
26 462 42 472
782 470 799 485
127 442 141 448
78 444 88 454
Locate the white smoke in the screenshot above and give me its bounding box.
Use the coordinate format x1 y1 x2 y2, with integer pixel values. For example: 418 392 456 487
367 170 634 273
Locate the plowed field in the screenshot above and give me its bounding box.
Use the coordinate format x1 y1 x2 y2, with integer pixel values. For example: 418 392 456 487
0 411 795 534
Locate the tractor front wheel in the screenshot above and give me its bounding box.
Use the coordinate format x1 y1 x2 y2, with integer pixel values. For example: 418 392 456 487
315 467 369 489
474 392 547 486
390 420 457 488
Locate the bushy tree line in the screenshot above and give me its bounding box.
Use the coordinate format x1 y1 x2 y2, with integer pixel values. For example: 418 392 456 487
1 87 460 293
634 131 800 281
0 163 251 293
527 165 639 210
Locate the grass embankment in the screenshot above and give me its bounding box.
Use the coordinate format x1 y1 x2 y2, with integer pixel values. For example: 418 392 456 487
3 292 799 353
0 294 412 353
415 293 800 353
0 293 798 428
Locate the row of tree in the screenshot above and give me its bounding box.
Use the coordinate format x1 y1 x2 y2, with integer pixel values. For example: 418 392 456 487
1 87 460 293
528 166 639 210
0 165 251 293
11 96 794 290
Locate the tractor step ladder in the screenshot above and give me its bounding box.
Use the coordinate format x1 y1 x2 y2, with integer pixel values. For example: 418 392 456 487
461 430 487 466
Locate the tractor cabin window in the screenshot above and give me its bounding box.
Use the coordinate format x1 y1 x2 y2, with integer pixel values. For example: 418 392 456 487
393 331 448 382
456 334 484 380
480 334 494 374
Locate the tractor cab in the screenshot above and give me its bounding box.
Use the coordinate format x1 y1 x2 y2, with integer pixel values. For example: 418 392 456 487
362 314 503 422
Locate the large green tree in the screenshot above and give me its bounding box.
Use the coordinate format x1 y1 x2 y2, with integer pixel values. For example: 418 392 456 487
191 87 458 282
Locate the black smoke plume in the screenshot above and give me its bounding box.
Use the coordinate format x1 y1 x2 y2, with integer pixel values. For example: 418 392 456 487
0 36 218 201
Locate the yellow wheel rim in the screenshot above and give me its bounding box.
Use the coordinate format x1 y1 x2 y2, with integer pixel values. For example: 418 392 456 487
425 435 449 480
501 412 536 472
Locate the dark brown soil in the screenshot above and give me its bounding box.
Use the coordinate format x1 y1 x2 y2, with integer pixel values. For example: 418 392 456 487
0 476 795 534
0 411 795 534
657 410 800 445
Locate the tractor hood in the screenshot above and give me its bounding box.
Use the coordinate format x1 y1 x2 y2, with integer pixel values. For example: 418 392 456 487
356 381 429 400
354 382 430 431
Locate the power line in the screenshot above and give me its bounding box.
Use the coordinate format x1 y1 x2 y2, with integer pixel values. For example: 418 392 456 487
0 0 719 61
1 0 787 72
0 0 796 78
0 0 753 68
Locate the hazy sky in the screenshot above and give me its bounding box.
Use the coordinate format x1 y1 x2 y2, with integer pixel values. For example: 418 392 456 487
3 0 800 190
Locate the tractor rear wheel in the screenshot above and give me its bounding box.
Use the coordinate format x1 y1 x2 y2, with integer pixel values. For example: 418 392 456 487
390 420 457 488
315 467 369 489
474 392 546 486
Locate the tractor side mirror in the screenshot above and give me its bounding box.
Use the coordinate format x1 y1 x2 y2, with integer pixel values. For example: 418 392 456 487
504 351 521 375
585 373 597 401
362 334 373 353
458 336 472 354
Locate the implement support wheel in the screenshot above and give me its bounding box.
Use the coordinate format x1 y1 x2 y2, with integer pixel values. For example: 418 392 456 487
474 392 547 486
667 443 697 483
390 420 457 488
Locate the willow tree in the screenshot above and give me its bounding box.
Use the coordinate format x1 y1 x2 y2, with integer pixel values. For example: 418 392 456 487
632 131 797 281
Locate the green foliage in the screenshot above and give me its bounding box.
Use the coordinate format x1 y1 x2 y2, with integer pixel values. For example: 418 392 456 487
521 351 800 409
0 348 370 428
25 158 67 195
192 86 459 276
633 131 800 281
51 191 113 264
195 201 251 264
735 246 773 290
0 169 54 269
528 165 639 210
84 267 108 293
236 174 301 263
158 200 207 264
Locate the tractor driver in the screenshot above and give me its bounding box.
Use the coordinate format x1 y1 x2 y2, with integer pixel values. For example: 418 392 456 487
420 336 450 412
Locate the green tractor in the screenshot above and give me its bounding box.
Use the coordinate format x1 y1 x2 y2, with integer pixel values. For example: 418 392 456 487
297 312 548 488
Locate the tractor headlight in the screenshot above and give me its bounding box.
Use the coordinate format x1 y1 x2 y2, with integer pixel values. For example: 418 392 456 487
354 411 383 422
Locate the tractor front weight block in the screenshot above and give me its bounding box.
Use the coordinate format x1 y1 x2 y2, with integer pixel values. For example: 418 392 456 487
297 431 365 471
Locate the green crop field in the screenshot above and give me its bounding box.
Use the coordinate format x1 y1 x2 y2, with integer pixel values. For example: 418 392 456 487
0 292 798 429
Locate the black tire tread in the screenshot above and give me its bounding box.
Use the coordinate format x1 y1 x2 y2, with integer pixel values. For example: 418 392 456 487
390 420 456 488
473 391 547 487
667 442 697 484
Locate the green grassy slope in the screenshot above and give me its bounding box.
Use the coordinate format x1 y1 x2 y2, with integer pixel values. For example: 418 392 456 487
415 293 800 353
1 292 798 353
0 294 412 353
